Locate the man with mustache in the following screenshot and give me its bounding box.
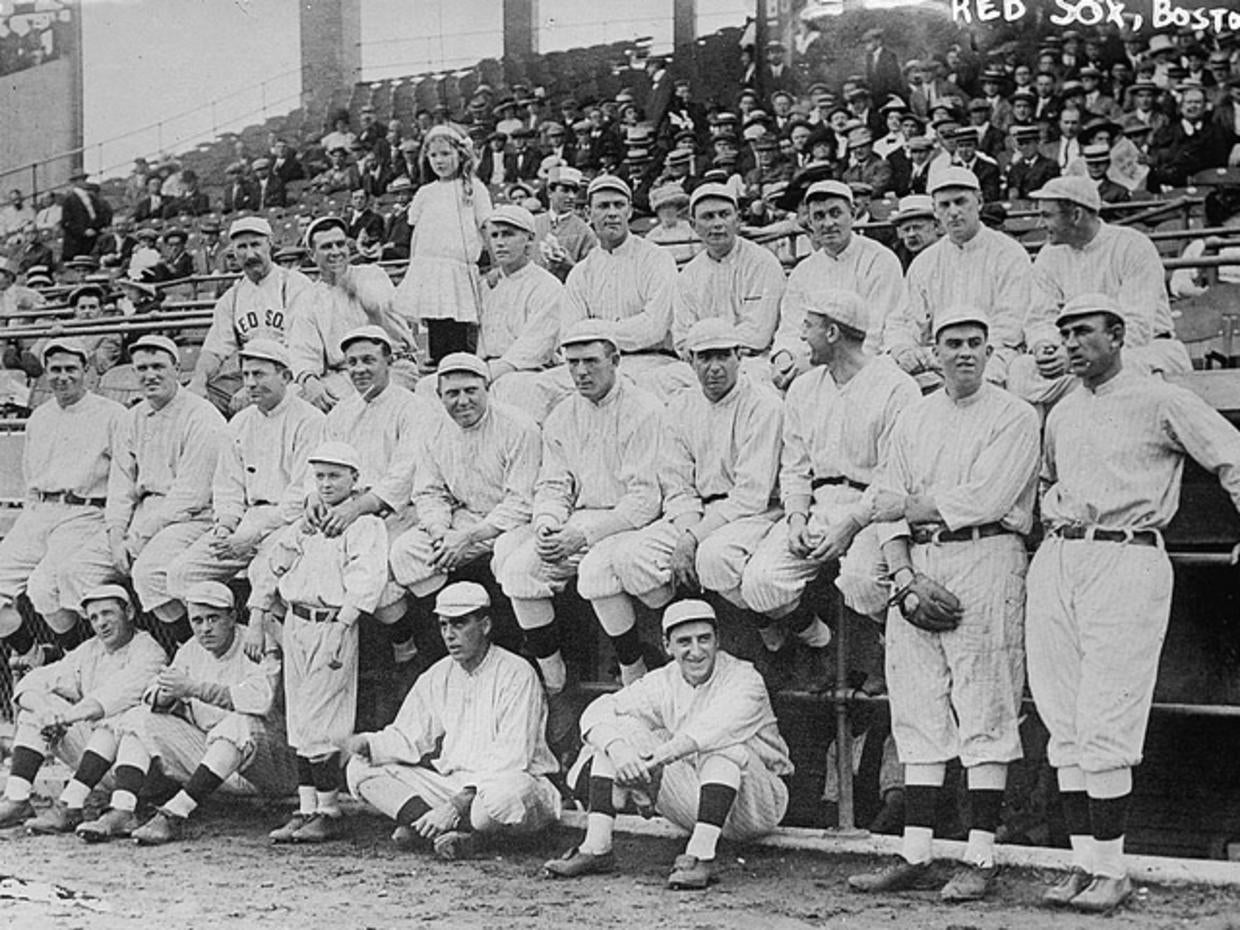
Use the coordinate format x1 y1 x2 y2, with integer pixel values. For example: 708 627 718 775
187 217 314 415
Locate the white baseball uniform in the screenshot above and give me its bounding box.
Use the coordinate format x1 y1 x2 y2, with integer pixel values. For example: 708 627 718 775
0 391 125 618
675 237 783 355
872 382 1040 767
475 261 564 418
347 644 560 831
742 358 920 618
389 402 540 596
201 265 315 358
1027 368 1240 774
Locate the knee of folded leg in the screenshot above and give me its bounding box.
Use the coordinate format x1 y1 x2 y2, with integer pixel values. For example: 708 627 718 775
698 746 747 782
576 562 622 602
0 601 22 638
206 713 259 751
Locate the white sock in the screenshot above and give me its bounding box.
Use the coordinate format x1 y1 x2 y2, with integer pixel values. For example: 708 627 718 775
316 790 341 817
1069 834 1094 873
685 822 722 861
579 812 614 855
758 625 787 652
159 791 196 819
111 789 138 813
796 616 832 648
60 779 91 810
537 652 567 693
5 776 32 802
1093 837 1126 879
964 829 995 868
901 825 934 865
297 786 317 816
619 657 647 686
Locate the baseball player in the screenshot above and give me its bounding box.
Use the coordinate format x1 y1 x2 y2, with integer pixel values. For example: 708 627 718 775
313 324 439 664
883 167 1033 388
494 319 663 739
249 440 389 844
287 216 416 412
1011 176 1191 410
1027 293 1240 912
165 339 324 643
106 335 227 645
544 599 793 890
345 582 560 860
70 581 296 845
741 290 920 685
186 215 314 413
389 353 539 616
0 338 126 668
0 585 165 831
533 165 597 281
583 318 782 686
849 305 1040 902
773 180 904 388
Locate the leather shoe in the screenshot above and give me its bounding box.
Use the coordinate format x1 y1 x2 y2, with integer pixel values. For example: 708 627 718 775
940 863 997 902
0 798 37 830
25 801 83 835
667 853 714 890
848 858 934 893
1070 874 1132 913
291 812 343 843
269 813 312 844
543 845 616 878
76 807 139 843
1041 867 1092 907
133 810 185 846
433 829 480 861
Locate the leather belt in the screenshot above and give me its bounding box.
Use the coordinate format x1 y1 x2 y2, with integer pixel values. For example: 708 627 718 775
289 603 340 623
36 491 106 507
811 476 868 493
1047 525 1161 547
910 522 1009 545
701 493 727 505
1154 332 1173 340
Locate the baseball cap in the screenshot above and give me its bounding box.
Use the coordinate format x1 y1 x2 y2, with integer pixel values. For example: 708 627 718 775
804 179 853 205
229 216 273 239
81 584 131 611
1030 175 1102 212
184 581 234 609
662 598 717 635
560 318 618 351
933 305 990 339
437 351 490 381
587 174 632 201
308 440 362 472
929 166 981 195
688 182 737 213
340 325 394 355
486 204 536 235
1055 291 1128 328
891 194 935 224
239 338 291 370
649 184 690 211
806 289 869 334
549 165 584 188
129 334 180 363
434 581 491 618
41 337 89 367
303 215 348 248
685 318 744 353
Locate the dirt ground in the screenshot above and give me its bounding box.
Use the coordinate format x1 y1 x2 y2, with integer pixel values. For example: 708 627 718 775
3 801 1240 930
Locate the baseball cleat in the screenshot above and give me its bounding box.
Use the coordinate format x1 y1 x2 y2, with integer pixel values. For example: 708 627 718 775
667 854 714 890
847 857 934 893
433 829 480 860
25 801 83 835
268 813 313 844
1041 867 1092 907
291 812 343 843
1070 874 1132 913
391 824 420 848
542 845 616 878
939 863 997 902
76 808 139 843
0 798 36 830
132 810 185 846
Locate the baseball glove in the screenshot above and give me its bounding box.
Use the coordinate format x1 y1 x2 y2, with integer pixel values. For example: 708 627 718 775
39 718 70 747
891 572 964 632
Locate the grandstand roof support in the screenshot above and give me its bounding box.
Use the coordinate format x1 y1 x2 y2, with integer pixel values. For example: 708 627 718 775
300 0 363 122
503 0 538 59
673 0 697 53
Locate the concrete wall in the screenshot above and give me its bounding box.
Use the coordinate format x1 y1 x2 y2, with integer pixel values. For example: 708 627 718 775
0 57 79 198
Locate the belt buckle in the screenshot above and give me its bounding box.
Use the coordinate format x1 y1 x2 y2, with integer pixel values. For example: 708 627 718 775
1083 526 1097 542
930 526 944 545
1121 527 1135 545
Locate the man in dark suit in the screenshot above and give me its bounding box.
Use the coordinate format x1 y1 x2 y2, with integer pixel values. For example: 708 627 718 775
345 189 385 244
61 173 113 261
1006 124 1060 199
478 132 517 190
905 135 936 194
658 79 709 146
951 127 1002 202
1082 144 1130 204
222 164 260 213
270 139 305 185
132 176 173 223
253 159 288 209
1148 85 1231 189
383 177 415 261
510 128 542 182
864 28 906 102
966 98 1007 163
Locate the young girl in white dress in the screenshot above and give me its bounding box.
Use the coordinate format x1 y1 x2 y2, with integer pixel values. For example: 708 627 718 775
394 125 492 366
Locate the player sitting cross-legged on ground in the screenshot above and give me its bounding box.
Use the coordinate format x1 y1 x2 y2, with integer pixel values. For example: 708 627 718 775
74 581 296 845
345 581 560 859
544 598 793 890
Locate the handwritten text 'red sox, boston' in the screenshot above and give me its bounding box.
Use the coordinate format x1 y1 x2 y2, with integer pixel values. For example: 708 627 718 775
951 0 1240 31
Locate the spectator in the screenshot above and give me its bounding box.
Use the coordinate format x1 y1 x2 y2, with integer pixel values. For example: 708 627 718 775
864 28 906 102
270 138 305 185
311 146 361 195
60 172 112 262
174 169 210 216
132 176 171 222
16 225 55 276
34 191 61 243
0 188 34 244
124 158 151 207
1148 85 1231 189
344 189 384 244
321 111 357 154
252 158 286 210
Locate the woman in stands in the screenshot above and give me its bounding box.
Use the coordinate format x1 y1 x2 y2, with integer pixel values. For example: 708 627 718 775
393 124 491 369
